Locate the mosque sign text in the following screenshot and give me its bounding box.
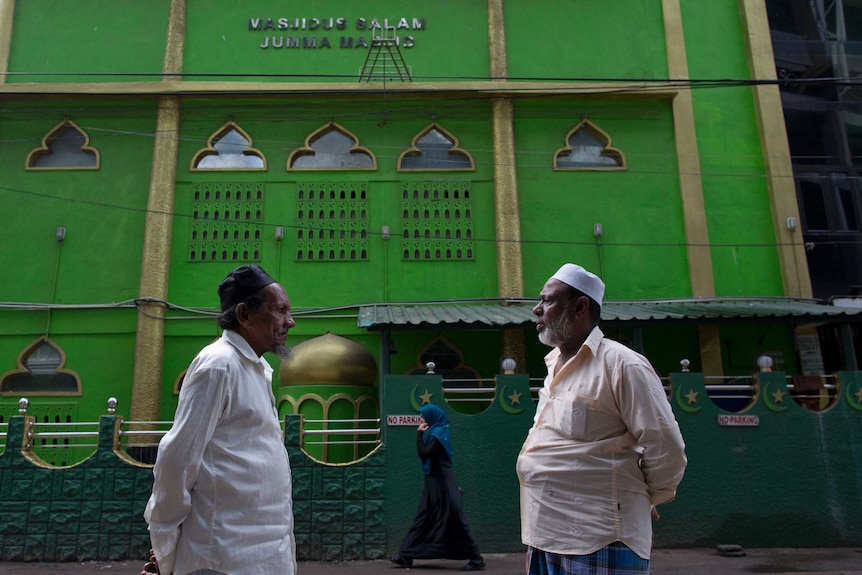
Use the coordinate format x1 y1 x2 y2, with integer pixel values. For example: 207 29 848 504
249 16 426 50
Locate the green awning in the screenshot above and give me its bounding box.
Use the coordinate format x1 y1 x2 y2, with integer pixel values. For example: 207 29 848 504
357 298 862 330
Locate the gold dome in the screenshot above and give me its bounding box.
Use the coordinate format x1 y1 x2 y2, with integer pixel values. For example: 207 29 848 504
279 333 377 386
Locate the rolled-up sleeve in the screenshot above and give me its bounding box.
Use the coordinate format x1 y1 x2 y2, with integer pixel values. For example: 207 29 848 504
618 363 687 505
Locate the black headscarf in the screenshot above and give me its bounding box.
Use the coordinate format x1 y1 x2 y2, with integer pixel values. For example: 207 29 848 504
217 265 276 312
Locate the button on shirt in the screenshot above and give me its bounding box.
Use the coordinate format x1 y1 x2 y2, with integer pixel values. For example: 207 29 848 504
145 330 296 575
517 327 686 560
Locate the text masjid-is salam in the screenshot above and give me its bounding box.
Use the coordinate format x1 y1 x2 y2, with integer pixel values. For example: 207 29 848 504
249 16 427 49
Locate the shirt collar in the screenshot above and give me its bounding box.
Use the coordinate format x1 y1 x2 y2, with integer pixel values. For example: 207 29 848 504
222 329 264 363
582 325 605 356
544 325 606 368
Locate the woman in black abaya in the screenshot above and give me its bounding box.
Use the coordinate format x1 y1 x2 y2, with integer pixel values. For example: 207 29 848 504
390 403 485 571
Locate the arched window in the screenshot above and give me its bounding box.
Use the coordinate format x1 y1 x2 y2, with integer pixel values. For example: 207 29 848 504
555 120 625 170
288 122 376 170
191 121 266 170
26 119 99 170
398 123 474 171
0 338 81 395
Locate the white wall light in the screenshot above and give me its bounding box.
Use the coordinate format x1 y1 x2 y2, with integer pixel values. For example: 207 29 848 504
756 354 774 372
501 357 517 374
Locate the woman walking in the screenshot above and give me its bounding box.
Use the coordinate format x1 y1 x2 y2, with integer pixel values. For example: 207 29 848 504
390 404 485 571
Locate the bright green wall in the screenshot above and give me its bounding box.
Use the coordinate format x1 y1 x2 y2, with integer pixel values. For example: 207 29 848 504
6 0 171 83
0 100 156 423
504 0 668 80
168 98 497 312
0 0 813 430
182 0 490 82
516 99 691 300
681 1 785 296
0 102 157 303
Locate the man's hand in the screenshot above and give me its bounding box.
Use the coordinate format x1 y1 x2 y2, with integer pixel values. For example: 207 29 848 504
141 548 160 575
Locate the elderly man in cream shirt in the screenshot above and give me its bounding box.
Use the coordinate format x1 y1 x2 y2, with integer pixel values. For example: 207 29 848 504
517 263 687 575
145 265 297 575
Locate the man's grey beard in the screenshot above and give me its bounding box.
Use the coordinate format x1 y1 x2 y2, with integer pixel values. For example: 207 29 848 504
538 303 571 348
271 344 294 359
539 326 566 347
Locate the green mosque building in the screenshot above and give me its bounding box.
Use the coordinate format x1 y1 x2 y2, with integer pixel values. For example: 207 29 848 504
1 0 861 451
4 0 862 562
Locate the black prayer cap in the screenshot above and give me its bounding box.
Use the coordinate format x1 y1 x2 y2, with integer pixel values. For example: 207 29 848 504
217 265 276 312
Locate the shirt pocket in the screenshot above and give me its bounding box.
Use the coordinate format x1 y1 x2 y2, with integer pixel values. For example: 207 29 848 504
552 390 591 440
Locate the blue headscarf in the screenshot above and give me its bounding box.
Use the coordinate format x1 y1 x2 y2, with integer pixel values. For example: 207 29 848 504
419 404 454 475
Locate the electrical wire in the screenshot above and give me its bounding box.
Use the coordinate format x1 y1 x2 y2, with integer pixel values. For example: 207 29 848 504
0 296 526 321
1 91 860 175
0 181 835 250
2 72 861 250
2 70 862 87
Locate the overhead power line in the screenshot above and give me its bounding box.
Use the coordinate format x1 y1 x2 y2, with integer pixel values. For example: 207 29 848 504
0 182 852 251
3 70 862 88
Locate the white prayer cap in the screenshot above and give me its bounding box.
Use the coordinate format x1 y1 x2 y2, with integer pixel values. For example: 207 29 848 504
550 263 605 306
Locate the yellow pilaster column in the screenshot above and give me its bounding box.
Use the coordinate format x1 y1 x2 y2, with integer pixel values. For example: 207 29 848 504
663 0 722 376
488 0 526 369
738 0 812 298
130 0 186 421
0 0 16 84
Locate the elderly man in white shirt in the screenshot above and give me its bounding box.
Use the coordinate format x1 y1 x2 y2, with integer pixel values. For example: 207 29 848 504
517 263 687 575
144 265 297 575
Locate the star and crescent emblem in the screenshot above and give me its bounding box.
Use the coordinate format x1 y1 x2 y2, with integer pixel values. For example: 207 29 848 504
762 383 787 412
674 386 702 413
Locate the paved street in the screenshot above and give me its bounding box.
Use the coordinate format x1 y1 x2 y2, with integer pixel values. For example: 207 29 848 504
1 548 861 575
